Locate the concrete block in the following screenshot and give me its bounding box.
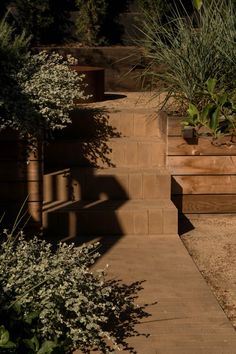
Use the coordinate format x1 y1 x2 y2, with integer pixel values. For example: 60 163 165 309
149 209 163 234
129 173 142 199
134 211 148 235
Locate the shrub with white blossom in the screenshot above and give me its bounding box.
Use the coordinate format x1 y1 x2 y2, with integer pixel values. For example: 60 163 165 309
0 231 148 354
0 18 87 142
1 51 87 141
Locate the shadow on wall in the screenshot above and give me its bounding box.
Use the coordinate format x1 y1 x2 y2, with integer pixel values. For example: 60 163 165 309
171 176 194 235
43 104 129 255
45 106 121 168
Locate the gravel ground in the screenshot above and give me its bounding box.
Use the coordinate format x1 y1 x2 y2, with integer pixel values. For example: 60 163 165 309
181 215 236 329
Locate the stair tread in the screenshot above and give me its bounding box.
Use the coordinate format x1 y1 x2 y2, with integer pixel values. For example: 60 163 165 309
47 136 164 143
44 166 170 176
73 106 159 115
43 199 176 212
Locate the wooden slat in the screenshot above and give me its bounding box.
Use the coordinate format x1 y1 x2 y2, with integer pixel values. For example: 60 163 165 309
168 156 236 175
172 175 236 194
172 194 236 213
167 113 236 213
168 137 236 156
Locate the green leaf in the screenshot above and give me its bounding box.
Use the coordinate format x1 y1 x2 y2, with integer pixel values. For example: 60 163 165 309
24 335 40 351
13 300 22 314
200 103 213 123
0 341 16 349
209 106 220 131
0 325 9 345
193 0 203 11
0 326 16 349
37 340 58 354
187 103 199 121
206 78 217 96
24 311 39 325
218 93 228 106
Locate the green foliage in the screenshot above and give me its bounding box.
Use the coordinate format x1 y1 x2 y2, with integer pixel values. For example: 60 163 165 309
15 51 87 137
0 326 16 349
140 0 236 110
75 0 107 45
14 0 72 45
182 78 236 142
193 0 203 10
1 50 87 143
75 0 129 45
0 18 87 144
0 230 148 353
136 0 194 22
101 0 130 44
0 16 30 72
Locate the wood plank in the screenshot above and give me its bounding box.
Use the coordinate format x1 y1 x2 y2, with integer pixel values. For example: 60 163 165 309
172 175 236 194
168 137 236 156
168 156 236 175
172 194 236 213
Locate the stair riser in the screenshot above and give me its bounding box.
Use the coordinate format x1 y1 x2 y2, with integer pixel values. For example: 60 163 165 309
108 111 162 138
55 110 164 139
43 208 177 237
44 171 171 203
45 140 166 168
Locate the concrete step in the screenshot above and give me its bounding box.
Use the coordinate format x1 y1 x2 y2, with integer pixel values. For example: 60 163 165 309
44 137 166 168
43 167 171 203
43 199 177 238
54 107 165 139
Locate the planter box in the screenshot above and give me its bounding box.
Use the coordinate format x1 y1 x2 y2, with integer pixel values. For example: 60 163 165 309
165 115 236 213
71 65 105 102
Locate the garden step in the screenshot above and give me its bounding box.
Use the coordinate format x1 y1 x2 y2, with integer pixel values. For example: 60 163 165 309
44 137 166 168
54 107 165 139
43 167 171 203
43 199 177 238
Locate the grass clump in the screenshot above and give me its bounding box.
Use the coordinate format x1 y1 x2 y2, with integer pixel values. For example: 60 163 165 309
140 0 236 110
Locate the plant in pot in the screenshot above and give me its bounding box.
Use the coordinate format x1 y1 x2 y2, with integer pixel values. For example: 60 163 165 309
0 18 87 229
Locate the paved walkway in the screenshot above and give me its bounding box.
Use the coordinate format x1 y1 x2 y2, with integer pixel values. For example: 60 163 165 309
45 91 236 353
95 234 236 354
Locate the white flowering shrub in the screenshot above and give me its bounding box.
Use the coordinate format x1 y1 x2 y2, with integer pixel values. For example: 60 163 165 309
0 231 148 354
0 19 87 145
0 50 87 141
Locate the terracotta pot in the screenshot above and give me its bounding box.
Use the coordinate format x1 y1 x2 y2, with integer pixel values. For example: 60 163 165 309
71 65 105 103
